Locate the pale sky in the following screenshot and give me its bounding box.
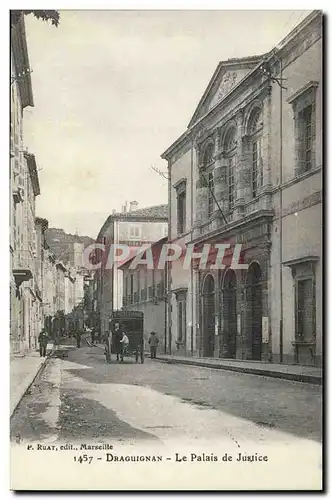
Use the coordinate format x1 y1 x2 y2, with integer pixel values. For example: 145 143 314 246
23 9 311 238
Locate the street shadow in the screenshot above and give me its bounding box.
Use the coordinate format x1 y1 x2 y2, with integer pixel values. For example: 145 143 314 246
10 399 55 443
58 387 159 443
55 346 322 443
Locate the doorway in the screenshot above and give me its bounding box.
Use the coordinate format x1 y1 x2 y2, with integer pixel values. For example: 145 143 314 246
222 269 237 358
247 262 262 360
202 274 215 357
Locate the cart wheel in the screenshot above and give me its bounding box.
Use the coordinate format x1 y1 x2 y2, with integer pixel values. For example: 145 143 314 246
135 351 139 363
141 351 144 364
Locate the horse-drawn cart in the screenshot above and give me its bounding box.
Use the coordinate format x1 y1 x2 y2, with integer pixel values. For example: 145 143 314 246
106 310 144 364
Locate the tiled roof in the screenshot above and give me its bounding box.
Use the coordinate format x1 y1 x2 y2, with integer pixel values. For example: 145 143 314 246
112 204 168 220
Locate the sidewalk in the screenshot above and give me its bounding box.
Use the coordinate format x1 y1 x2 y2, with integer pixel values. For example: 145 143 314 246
153 354 323 385
10 343 54 417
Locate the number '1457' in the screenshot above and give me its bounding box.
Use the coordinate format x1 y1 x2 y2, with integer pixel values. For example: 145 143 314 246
74 455 93 464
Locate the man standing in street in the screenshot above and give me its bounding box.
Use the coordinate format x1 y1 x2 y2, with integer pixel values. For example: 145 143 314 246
75 330 81 348
91 327 95 344
148 331 159 359
114 323 124 362
38 329 48 357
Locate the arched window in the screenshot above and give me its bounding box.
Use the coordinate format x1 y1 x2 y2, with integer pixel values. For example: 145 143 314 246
247 108 263 198
223 127 237 210
202 142 215 218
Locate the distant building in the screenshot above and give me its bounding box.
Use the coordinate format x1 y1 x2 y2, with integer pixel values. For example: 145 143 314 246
34 217 48 345
119 237 167 350
55 262 66 315
43 249 57 335
72 242 84 269
95 203 168 338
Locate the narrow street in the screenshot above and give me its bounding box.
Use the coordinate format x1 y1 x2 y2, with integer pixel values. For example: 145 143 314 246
11 340 322 445
10 338 322 489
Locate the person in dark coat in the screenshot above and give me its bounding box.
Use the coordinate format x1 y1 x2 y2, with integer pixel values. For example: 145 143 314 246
38 329 48 357
114 323 124 362
75 330 81 348
91 327 95 344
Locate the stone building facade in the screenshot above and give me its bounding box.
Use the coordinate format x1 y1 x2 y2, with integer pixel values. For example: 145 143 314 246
43 249 57 335
95 203 168 339
161 11 322 366
120 238 167 350
10 16 34 354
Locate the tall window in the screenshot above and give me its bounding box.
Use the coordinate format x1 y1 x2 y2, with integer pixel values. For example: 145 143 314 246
176 181 186 235
288 82 318 176
300 105 313 172
201 142 215 219
247 108 263 198
176 292 187 343
228 156 235 209
207 172 214 217
252 138 262 198
224 127 237 210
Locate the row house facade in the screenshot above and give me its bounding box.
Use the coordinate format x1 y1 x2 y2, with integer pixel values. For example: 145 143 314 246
10 14 82 351
10 15 34 354
43 248 57 333
161 11 322 366
120 238 167 350
83 272 96 329
94 203 168 339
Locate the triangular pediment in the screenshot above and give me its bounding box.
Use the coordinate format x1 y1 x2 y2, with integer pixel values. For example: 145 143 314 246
188 55 266 128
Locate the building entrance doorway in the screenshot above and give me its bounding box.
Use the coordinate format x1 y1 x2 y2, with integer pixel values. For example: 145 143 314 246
247 262 262 360
202 274 215 357
222 269 237 358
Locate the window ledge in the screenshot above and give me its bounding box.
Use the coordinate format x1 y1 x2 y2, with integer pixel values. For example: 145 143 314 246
283 256 319 268
279 164 322 191
292 341 316 346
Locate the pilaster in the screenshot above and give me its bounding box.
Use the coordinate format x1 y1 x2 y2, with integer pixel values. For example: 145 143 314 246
233 110 245 219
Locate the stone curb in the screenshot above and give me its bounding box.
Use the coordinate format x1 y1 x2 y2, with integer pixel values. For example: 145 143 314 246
10 343 58 417
153 356 322 385
10 354 50 418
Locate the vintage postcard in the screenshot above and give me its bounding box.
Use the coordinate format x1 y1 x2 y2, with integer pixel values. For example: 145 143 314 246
9 9 323 491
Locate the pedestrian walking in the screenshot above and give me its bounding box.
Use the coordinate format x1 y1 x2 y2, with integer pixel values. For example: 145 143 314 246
103 330 111 363
91 327 95 344
148 331 159 359
38 329 48 357
75 330 81 348
54 331 60 348
97 327 102 343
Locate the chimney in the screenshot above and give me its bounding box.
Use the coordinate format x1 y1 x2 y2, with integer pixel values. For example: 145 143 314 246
129 201 139 212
